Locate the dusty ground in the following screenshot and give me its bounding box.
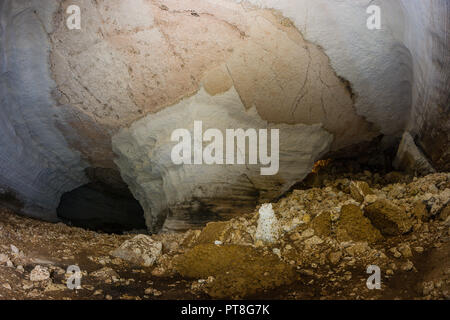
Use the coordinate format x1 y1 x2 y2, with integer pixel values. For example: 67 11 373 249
0 171 449 300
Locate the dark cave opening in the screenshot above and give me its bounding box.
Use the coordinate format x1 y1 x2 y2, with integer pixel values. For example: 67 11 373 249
57 168 146 234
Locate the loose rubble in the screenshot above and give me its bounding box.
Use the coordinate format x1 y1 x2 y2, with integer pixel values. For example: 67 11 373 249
0 172 448 300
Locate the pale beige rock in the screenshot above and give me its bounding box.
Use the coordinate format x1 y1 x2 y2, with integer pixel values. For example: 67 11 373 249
30 266 50 282
51 0 376 172
202 65 234 96
111 235 162 267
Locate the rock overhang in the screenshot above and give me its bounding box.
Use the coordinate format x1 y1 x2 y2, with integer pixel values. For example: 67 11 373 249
0 0 447 231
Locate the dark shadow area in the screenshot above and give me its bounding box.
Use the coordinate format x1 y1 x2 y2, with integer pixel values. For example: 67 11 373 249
57 168 146 234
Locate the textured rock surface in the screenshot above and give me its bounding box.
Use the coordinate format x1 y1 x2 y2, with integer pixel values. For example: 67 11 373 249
394 131 436 175
364 200 413 236
30 265 51 282
255 203 279 243
0 0 88 220
112 88 332 231
336 204 383 244
0 0 448 230
0 172 449 300
111 235 162 267
173 244 296 299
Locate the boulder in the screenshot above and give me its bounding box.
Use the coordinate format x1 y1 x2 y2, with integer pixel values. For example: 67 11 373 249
312 212 332 237
364 200 413 236
30 265 50 282
111 235 162 267
337 204 383 244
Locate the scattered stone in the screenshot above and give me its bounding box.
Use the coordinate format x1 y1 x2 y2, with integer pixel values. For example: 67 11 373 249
10 244 19 254
422 281 434 295
401 260 414 271
2 283 11 290
345 242 370 256
364 200 413 236
350 181 373 202
328 251 342 265
398 244 413 258
365 194 378 204
30 266 50 282
111 235 162 267
90 267 119 283
414 246 424 254
300 228 315 239
22 282 33 290
151 266 166 277
304 236 324 246
272 248 281 257
337 204 383 244
389 247 402 258
312 212 332 237
45 283 67 292
145 288 162 296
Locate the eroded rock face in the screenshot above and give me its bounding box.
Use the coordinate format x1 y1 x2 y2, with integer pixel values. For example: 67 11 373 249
0 0 448 231
112 87 332 231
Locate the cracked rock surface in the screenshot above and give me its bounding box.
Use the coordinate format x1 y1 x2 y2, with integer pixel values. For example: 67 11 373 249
0 0 448 230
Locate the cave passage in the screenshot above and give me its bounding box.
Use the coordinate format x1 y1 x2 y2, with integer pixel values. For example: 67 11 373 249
57 178 146 234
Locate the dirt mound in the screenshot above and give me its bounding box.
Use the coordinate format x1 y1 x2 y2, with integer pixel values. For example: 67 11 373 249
173 244 297 298
337 204 383 244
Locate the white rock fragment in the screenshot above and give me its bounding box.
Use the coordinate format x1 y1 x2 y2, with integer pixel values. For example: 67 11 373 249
30 265 50 282
2 283 11 290
255 203 280 243
10 245 19 254
111 235 162 267
272 248 281 258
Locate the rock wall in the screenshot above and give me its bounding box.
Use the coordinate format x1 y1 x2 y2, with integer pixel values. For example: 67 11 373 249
0 0 448 231
112 87 332 232
0 0 88 220
399 0 449 171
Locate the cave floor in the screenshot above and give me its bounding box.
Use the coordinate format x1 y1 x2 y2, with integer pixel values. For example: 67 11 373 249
0 172 449 300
